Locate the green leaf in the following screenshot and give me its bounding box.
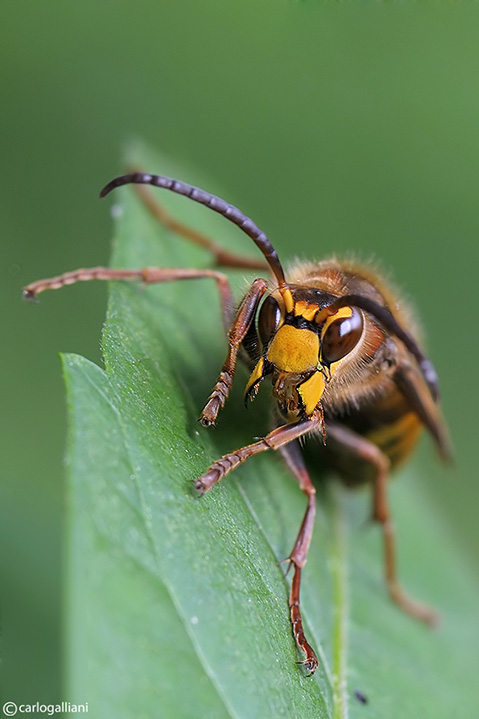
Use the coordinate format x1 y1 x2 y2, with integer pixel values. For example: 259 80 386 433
64 143 479 718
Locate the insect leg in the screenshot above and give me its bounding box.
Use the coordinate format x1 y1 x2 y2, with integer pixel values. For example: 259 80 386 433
200 278 267 426
195 412 322 494
278 440 319 674
131 179 270 271
23 267 235 331
327 422 439 626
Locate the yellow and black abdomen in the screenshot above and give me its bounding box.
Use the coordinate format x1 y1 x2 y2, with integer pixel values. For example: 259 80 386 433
323 385 424 487
356 389 423 469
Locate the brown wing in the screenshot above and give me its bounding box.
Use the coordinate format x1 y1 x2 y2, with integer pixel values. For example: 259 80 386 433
393 361 452 463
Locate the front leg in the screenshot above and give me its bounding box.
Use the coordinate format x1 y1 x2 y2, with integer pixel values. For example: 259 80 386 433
195 412 322 494
278 440 319 674
195 412 323 673
199 278 267 426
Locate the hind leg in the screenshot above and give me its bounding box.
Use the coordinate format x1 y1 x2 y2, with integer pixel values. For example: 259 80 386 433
327 422 438 626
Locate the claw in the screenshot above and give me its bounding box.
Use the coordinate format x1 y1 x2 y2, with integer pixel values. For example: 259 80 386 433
296 656 319 676
278 556 294 578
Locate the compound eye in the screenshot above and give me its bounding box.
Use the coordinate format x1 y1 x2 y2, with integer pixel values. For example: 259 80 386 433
258 295 282 348
321 308 363 364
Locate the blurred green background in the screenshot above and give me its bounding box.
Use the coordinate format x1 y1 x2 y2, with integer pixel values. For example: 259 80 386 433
2 0 479 707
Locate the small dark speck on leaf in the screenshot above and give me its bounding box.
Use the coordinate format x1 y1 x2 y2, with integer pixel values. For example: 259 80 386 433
354 689 368 705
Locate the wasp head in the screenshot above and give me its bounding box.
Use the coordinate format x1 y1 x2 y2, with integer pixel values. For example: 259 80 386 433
244 286 364 421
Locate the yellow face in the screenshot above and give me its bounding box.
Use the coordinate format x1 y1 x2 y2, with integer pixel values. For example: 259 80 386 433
244 289 364 419
267 325 319 373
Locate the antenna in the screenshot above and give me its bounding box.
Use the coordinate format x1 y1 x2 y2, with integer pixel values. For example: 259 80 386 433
100 172 286 287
